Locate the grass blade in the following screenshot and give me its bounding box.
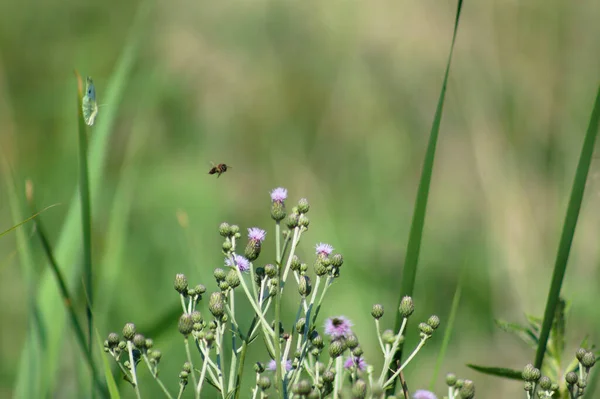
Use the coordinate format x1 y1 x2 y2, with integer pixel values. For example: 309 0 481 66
95 327 121 399
390 0 464 390
0 204 60 239
466 364 524 381
14 2 152 396
534 84 600 370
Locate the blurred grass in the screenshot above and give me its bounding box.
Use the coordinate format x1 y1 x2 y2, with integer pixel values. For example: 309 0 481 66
0 0 600 397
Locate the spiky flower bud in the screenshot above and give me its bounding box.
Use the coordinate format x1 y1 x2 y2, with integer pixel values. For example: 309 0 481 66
286 213 299 229
230 225 240 235
314 259 328 276
298 214 310 228
218 281 230 291
264 264 278 278
371 304 384 319
195 284 206 295
459 379 475 399
523 364 541 382
133 334 146 349
222 239 232 252
539 376 552 390
582 352 596 368
293 380 312 395
298 198 310 213
446 373 457 386
352 379 367 399
352 347 364 357
322 370 335 383
296 318 306 334
182 362 192 373
311 333 324 349
190 311 202 324
566 372 578 385
107 333 120 348
329 339 346 358
174 274 189 294
150 349 162 362
418 322 434 336
290 255 301 271
219 222 231 237
178 314 193 336
399 296 414 317
427 315 440 329
523 381 534 392
270 187 287 221
209 292 225 318
346 334 359 349
258 376 271 390
123 323 136 340
226 269 240 288
576 348 587 361
299 275 312 296
214 268 226 281
118 341 127 350
331 254 343 268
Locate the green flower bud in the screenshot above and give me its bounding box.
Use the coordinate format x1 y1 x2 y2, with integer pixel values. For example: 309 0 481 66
307 390 319 399
193 322 202 331
292 380 312 395
180 370 189 379
226 269 240 288
399 296 414 318
298 198 310 213
550 383 558 391
346 334 359 350
187 287 196 297
296 318 306 334
245 241 261 262
107 333 120 348
539 376 552 390
182 362 192 373
299 275 312 296
230 225 240 235
322 370 335 383
300 263 308 273
427 315 440 330
446 373 457 386
523 364 541 382
371 304 384 319
214 268 226 281
298 214 310 228
314 259 328 276
205 332 215 344
258 376 271 390
271 202 286 222
209 292 225 318
219 222 231 237
290 255 301 271
286 213 299 229
311 333 324 349
150 349 162 362
352 347 364 357
264 264 278 278
133 334 146 349
566 371 578 385
577 379 587 389
123 323 136 340
174 273 189 294
178 314 194 336
352 379 367 399
191 311 202 324
254 362 265 373
458 379 475 399
576 348 587 361
195 284 206 295
582 352 596 368
222 239 232 252
418 322 433 336
331 254 343 268
523 381 534 392
329 339 346 358
218 280 230 291
382 329 395 345
145 338 154 349
118 341 127 350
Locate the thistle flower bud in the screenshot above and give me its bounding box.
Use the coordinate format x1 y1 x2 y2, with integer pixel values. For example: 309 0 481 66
107 333 120 348
118 341 127 350
209 292 225 318
371 304 384 319
582 352 596 368
219 222 231 237
150 349 162 362
145 339 154 349
190 311 202 324
264 264 278 278
299 275 312 296
550 383 558 391
182 362 192 373
523 381 534 392
123 323 136 340
298 198 310 213
346 334 359 349
331 254 343 268
230 225 240 235
222 239 232 252
214 268 226 281
178 314 193 336
300 263 308 273
459 380 475 399
292 380 312 395
133 334 146 349
329 339 346 358
427 315 440 330
271 188 287 221
566 372 578 385
286 213 299 229
254 362 265 373
399 296 414 318
296 319 306 334
174 274 188 294
299 214 310 228
258 376 271 390
539 376 552 390
382 329 395 345
314 259 328 276
195 284 206 295
446 373 457 386
352 347 364 357
290 255 301 271
352 379 367 399
218 281 230 291
418 322 433 336
226 269 240 288
311 333 324 349
322 370 335 383
187 287 196 297
576 348 587 361
523 364 541 382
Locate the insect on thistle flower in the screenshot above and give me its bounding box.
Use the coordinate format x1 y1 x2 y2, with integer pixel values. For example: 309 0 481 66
82 76 99 126
208 162 231 178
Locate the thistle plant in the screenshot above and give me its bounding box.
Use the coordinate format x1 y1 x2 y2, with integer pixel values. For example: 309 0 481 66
102 188 465 398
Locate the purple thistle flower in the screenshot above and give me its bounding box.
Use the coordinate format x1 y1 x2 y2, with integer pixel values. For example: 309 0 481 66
344 356 368 371
247 227 267 243
324 316 353 339
315 243 334 257
270 187 288 203
225 254 250 272
267 359 292 372
413 390 438 399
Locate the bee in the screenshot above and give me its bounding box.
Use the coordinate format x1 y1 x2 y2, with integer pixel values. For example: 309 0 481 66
82 76 99 126
208 163 230 178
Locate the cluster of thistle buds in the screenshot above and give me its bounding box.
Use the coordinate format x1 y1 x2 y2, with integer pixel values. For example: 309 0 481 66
567 348 597 397
444 373 476 399
522 363 559 399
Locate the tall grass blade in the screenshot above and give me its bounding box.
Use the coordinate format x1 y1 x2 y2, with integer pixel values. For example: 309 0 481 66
390 0 464 390
0 204 60 239
534 84 600 370
14 2 153 396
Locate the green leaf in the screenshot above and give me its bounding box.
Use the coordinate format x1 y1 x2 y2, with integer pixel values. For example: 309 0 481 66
467 364 524 381
534 84 600 370
494 319 538 348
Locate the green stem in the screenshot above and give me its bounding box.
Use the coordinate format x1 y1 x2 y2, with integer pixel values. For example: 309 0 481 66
142 354 173 399
184 337 199 397
127 341 142 399
232 341 248 399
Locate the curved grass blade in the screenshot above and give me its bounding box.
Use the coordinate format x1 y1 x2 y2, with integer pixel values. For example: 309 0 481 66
390 0 464 391
0 203 60 239
534 84 600 370
14 2 153 396
466 364 523 381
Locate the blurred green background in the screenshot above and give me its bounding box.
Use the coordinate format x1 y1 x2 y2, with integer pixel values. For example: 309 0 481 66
1 0 600 397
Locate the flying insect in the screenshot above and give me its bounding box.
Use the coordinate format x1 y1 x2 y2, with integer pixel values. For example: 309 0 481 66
208 163 230 178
